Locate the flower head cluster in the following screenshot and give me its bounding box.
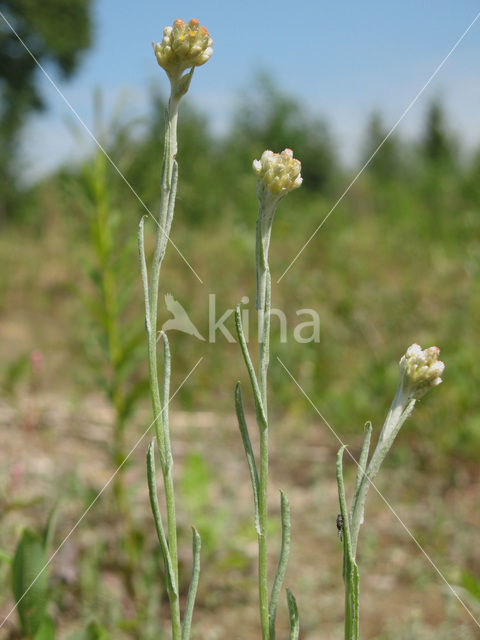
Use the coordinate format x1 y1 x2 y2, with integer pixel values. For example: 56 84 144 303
253 149 302 199
399 343 445 399
153 18 213 78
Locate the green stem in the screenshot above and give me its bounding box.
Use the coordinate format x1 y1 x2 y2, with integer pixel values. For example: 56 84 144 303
256 202 274 410
142 89 182 640
336 447 359 640
258 423 269 640
257 206 273 640
148 95 180 440
240 187 286 640
234 305 269 639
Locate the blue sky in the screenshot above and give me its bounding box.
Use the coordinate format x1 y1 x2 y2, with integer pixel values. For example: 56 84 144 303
21 1 480 180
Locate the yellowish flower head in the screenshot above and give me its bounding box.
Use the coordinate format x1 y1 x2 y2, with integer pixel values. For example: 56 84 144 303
253 149 302 197
153 18 213 77
399 343 445 398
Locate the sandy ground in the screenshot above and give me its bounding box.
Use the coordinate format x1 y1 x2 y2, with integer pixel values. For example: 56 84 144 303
1 391 480 639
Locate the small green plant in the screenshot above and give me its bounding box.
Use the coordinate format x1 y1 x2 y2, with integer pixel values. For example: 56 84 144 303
74 96 151 601
138 18 212 640
235 149 302 640
10 505 58 639
336 344 445 639
12 529 52 639
80 93 147 501
178 452 228 560
66 621 110 640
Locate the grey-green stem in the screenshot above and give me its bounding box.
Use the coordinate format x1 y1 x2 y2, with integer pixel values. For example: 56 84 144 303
142 82 184 640
237 181 297 640
256 195 275 640
337 447 359 640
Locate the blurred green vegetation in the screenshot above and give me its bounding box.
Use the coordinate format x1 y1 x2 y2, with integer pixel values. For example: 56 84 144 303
1 77 480 638
2 81 479 466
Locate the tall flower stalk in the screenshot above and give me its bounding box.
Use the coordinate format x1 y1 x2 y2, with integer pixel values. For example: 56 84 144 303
138 19 212 640
336 344 445 640
235 149 302 640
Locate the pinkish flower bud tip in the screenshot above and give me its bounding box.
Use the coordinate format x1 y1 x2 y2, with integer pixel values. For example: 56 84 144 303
153 18 213 77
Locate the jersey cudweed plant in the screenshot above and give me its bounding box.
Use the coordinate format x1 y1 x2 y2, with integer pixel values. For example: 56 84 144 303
138 15 445 640
138 18 212 640
235 149 302 640
336 343 445 640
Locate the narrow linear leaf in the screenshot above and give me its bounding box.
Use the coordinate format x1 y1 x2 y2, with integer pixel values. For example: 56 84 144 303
286 588 299 640
235 382 260 532
146 442 178 597
258 269 271 402
165 161 179 239
336 446 354 562
159 331 171 431
173 67 195 100
157 330 173 471
234 305 267 430
181 527 201 640
160 107 171 192
351 421 373 516
350 421 373 559
138 215 150 336
269 490 291 640
157 160 179 264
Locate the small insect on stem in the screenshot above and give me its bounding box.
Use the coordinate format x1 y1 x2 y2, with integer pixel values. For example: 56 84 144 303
336 513 343 542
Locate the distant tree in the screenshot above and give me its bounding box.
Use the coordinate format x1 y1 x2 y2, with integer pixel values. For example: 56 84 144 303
421 100 457 168
0 0 93 219
227 73 338 193
362 112 404 181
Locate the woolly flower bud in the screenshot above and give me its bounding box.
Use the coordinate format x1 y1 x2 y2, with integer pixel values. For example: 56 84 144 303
153 18 213 77
399 343 445 398
253 149 302 197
